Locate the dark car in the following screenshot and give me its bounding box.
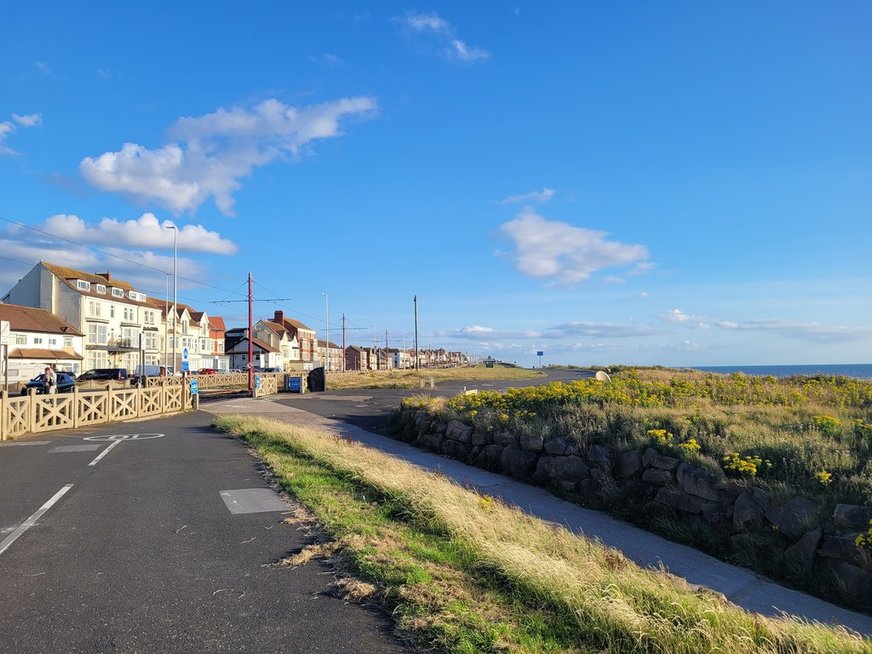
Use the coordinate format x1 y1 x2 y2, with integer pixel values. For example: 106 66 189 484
21 372 77 395
77 368 129 381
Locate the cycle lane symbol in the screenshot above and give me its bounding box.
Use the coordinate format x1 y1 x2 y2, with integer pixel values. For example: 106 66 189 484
83 433 165 442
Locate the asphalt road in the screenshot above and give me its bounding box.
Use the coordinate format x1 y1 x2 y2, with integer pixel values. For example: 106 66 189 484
271 367 595 434
0 413 410 654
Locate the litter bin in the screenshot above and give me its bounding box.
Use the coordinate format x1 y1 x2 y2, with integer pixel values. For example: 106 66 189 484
307 366 325 393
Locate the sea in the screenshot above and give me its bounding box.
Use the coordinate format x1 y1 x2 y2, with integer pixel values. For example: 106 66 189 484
690 364 872 380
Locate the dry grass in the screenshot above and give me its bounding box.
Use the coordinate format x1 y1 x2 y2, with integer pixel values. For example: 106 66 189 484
327 365 545 389
217 414 871 654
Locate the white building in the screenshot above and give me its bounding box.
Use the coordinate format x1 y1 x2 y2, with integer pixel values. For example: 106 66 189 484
0 303 85 385
2 263 162 373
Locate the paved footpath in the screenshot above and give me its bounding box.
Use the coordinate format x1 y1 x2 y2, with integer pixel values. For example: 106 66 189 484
206 395 872 638
0 412 411 653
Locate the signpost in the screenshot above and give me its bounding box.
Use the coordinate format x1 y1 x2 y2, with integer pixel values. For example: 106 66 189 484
181 346 190 373
537 350 544 368
0 320 9 391
189 379 199 395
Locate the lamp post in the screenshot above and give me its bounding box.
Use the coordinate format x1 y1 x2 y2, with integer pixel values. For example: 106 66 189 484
166 225 177 374
321 291 329 372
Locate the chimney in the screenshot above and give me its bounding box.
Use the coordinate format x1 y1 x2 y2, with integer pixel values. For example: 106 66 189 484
97 272 111 282
274 310 284 324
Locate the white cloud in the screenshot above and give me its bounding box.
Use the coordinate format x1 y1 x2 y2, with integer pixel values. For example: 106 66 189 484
715 319 871 343
12 113 42 127
0 112 42 155
309 53 345 67
547 321 655 338
498 209 649 285
666 308 691 323
80 97 377 215
396 12 489 63
500 187 555 205
447 39 489 62
444 325 541 340
38 213 238 255
401 12 452 33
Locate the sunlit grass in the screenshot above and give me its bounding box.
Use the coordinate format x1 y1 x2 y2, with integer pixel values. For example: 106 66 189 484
327 365 545 390
217 414 871 654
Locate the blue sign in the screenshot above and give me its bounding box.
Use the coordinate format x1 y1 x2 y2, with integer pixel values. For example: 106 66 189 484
286 376 302 393
181 360 190 372
536 351 544 357
190 379 199 395
255 374 262 390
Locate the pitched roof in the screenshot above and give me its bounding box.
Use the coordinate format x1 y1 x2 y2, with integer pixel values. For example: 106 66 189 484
8 348 83 360
209 316 226 331
41 262 151 307
278 316 314 333
0 303 83 335
317 339 341 349
259 320 287 339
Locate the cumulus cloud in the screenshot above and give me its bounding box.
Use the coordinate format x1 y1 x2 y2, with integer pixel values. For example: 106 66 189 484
715 319 871 343
500 187 555 205
0 112 42 155
37 213 238 254
80 97 377 215
498 209 649 285
396 12 489 63
442 325 542 340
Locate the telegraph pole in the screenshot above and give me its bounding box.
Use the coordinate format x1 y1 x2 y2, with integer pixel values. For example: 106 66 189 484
413 295 419 371
248 272 253 392
341 313 347 372
385 329 389 370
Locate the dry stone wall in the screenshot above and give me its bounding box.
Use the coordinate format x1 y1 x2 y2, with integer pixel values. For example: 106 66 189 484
394 408 872 609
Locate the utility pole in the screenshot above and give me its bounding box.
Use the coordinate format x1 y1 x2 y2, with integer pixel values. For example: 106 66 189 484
413 295 419 371
341 313 346 372
248 272 253 392
164 273 169 372
385 329 389 370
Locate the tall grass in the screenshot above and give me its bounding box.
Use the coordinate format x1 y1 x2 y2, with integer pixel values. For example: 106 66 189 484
217 414 871 654
327 365 545 390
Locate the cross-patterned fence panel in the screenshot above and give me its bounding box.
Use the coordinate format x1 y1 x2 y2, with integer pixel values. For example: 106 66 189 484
164 385 183 413
2 395 31 439
139 387 163 417
33 395 75 432
76 391 109 427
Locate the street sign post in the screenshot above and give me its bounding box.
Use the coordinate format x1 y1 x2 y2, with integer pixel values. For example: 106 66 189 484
181 346 190 372
536 350 544 368
190 379 199 395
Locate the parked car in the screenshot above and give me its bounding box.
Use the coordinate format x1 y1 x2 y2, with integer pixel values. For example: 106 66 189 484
197 368 218 375
77 368 129 382
21 372 77 395
130 365 180 385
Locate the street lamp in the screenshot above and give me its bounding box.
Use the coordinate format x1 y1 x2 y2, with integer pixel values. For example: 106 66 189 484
321 291 329 372
166 224 177 373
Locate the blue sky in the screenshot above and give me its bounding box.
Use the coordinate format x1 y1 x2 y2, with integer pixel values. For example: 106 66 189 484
1 1 870 366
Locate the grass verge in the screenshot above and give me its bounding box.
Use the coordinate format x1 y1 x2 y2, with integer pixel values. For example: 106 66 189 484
216 414 871 654
326 365 545 390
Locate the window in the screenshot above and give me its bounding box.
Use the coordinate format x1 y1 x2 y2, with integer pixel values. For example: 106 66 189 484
76 280 91 291
112 288 124 298
110 305 115 318
33 337 44 345
88 300 102 317
96 284 106 294
15 334 26 345
49 338 57 346
200 338 209 351
144 311 154 326
217 342 224 353
123 306 135 321
122 327 137 346
88 324 107 345
64 336 73 347
145 333 158 350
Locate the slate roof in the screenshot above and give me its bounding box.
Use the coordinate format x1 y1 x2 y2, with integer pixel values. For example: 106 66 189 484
0 303 83 335
8 348 84 360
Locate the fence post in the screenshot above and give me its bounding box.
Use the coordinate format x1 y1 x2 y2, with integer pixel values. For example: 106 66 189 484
0 390 6 441
106 384 114 426
28 387 37 434
72 387 79 429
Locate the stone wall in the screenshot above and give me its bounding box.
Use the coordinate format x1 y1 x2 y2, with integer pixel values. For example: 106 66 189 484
394 409 872 609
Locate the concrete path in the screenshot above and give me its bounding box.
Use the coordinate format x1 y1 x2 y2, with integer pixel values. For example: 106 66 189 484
206 396 872 638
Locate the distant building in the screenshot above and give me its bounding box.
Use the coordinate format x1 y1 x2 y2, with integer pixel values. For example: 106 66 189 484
317 339 343 371
344 345 368 371
224 329 282 370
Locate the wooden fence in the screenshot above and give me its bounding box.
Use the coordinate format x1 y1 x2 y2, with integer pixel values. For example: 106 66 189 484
0 373 286 440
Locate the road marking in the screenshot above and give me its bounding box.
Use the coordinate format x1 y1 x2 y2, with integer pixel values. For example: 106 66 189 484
83 433 164 442
49 444 102 453
0 484 73 556
219 489 291 514
0 441 51 447
87 438 125 466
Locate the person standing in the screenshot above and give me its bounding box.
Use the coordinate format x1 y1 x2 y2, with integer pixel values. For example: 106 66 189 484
44 365 57 394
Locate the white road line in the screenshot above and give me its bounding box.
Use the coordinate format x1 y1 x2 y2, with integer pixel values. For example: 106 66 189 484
0 484 73 556
87 437 125 466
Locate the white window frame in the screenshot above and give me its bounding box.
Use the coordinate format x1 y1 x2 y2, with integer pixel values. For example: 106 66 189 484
112 288 124 298
96 284 106 294
76 280 91 291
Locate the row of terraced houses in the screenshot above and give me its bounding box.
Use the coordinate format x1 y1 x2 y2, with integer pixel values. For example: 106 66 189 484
0 261 467 386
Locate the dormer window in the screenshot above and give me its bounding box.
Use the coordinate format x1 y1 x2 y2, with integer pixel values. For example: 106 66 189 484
96 284 106 294
112 288 124 298
76 280 91 291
